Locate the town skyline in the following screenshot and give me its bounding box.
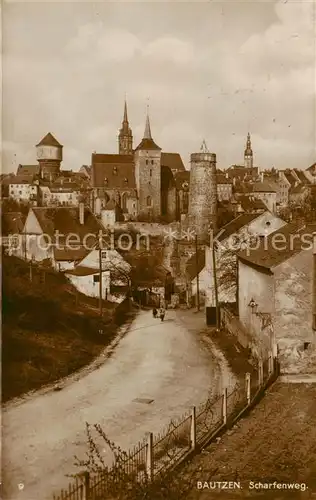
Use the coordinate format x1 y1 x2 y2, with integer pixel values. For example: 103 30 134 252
2 0 316 172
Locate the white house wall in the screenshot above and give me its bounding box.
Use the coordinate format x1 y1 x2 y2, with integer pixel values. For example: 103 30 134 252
274 249 315 370
66 272 110 299
238 259 274 355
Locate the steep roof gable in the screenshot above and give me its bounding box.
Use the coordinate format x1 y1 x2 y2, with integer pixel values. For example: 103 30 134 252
36 133 62 147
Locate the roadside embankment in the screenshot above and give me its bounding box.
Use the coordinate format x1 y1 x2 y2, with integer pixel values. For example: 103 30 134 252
2 254 134 402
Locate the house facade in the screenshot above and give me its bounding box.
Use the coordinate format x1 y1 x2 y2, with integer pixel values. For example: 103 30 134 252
238 223 316 372
65 267 111 300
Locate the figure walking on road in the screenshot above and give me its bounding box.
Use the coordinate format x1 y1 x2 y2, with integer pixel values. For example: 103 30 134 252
152 307 158 319
159 307 165 322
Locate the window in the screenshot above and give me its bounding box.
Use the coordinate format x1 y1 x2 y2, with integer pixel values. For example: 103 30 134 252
113 166 117 175
104 177 108 185
146 196 152 207
151 160 154 165
124 178 128 184
150 169 152 177
101 251 107 259
146 160 149 165
93 275 100 283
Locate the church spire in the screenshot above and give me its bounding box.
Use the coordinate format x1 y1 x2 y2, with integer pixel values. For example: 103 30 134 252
118 97 133 155
135 106 161 151
144 108 152 140
123 98 128 123
244 132 253 168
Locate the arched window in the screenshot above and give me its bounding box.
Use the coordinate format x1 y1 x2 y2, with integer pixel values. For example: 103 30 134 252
146 196 152 207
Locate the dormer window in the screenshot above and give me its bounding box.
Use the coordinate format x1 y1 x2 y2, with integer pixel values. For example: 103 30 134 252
113 166 118 175
104 177 108 185
124 178 128 184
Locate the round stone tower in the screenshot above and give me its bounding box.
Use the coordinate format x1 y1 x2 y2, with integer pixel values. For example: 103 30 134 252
188 140 218 239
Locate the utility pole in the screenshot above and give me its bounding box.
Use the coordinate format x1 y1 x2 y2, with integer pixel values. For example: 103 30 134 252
29 259 33 282
98 235 103 317
211 236 220 329
195 234 200 311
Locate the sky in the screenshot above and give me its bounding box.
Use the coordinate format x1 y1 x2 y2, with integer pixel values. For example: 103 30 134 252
2 0 316 173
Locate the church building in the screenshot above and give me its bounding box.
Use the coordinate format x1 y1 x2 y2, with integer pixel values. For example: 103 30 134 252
91 101 185 222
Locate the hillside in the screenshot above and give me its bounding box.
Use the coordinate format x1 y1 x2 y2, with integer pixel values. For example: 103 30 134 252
2 254 132 402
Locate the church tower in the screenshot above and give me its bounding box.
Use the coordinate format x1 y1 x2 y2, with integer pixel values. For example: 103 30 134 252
118 99 133 155
134 110 162 221
244 132 253 169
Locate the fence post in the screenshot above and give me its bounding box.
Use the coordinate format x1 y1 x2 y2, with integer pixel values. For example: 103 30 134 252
146 432 153 482
190 406 197 450
245 372 251 405
258 358 263 386
83 471 90 500
268 350 273 375
222 388 227 425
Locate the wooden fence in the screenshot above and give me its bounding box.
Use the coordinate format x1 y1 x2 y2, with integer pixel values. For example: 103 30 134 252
53 352 277 500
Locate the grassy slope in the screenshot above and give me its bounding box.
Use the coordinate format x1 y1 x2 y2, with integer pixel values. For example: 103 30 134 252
2 254 131 403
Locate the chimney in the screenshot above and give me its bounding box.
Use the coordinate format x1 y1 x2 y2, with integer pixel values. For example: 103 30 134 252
225 172 229 179
79 202 85 225
233 177 236 187
260 172 264 183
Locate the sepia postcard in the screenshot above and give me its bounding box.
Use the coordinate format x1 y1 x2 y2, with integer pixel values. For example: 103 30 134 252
1 1 316 499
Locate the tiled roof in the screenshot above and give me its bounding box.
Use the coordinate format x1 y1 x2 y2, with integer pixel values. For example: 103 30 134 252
252 181 276 193
1 212 26 235
186 250 205 280
31 207 102 243
174 170 190 190
9 175 35 185
290 184 307 194
17 165 40 177
217 213 262 242
238 195 266 212
91 154 136 189
238 222 316 270
53 247 90 262
0 174 16 185
36 133 62 147
161 153 185 173
282 170 297 186
65 266 105 277
217 174 233 185
134 138 161 151
293 169 310 185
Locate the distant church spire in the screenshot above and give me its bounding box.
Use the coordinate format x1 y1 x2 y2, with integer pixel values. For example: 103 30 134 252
144 108 152 140
244 132 253 168
118 97 133 155
123 98 128 123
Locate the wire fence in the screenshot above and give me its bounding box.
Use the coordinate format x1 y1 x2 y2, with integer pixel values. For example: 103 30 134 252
52 352 277 500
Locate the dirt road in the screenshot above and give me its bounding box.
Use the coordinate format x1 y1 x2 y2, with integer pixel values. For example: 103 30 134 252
3 309 235 500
